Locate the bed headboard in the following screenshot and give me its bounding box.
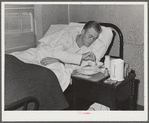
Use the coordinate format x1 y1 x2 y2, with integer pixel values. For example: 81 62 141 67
79 22 124 60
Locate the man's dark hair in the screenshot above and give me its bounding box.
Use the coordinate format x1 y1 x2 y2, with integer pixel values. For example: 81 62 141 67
83 21 102 33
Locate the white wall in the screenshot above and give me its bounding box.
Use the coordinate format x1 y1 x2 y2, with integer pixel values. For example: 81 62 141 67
34 5 68 45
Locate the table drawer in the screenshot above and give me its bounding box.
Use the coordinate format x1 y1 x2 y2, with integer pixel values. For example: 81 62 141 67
74 79 97 101
95 86 113 107
74 79 113 107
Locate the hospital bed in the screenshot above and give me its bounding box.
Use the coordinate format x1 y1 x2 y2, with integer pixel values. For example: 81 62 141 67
5 22 123 110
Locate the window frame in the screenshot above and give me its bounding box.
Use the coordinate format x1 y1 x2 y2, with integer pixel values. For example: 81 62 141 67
5 5 35 34
4 4 36 53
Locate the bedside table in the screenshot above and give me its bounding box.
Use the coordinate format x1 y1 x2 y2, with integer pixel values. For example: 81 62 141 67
71 70 137 110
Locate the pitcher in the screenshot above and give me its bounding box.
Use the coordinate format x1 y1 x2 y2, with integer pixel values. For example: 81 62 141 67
110 59 124 81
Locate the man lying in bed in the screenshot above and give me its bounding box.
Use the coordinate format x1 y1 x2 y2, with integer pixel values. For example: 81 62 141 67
11 21 112 92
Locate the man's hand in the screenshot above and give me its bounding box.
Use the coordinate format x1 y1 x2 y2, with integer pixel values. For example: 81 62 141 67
82 52 96 62
40 57 60 66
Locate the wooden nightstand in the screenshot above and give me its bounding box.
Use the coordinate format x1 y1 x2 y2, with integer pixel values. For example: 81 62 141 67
71 70 138 110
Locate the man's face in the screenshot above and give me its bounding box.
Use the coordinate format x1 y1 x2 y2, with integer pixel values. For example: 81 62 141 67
82 28 99 47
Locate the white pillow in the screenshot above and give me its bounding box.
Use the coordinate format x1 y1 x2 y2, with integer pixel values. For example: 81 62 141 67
43 24 69 37
68 22 113 48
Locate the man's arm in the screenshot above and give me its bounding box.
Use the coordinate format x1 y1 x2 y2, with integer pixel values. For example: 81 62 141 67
52 45 96 65
44 33 82 65
40 51 96 66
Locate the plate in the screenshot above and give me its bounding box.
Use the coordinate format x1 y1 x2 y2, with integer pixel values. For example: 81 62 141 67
88 61 103 68
77 66 100 75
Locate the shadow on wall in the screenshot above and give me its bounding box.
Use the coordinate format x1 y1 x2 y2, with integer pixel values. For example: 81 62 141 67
134 79 144 110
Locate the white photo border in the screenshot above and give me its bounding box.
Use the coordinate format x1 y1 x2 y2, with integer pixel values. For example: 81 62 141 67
1 1 148 121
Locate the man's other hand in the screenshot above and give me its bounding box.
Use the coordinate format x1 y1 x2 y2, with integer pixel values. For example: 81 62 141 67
40 57 59 66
